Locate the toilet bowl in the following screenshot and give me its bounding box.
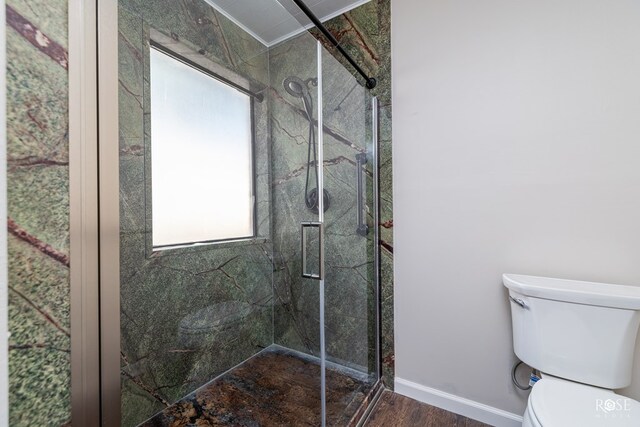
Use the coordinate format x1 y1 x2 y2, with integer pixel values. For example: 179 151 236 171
503 274 640 426
522 376 640 427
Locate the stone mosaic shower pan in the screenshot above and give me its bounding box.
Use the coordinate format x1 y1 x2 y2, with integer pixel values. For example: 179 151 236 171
116 0 382 425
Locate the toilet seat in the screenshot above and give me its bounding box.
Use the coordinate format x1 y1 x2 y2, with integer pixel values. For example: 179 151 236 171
527 377 640 426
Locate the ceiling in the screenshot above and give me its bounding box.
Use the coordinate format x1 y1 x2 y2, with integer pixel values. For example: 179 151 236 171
203 0 371 46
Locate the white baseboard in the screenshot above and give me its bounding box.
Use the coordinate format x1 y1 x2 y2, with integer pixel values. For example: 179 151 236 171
394 377 524 427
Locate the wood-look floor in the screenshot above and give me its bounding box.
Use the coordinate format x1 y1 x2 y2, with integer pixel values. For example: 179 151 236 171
365 391 490 427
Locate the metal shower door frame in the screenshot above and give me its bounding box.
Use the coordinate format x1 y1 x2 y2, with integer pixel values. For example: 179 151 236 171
69 0 120 425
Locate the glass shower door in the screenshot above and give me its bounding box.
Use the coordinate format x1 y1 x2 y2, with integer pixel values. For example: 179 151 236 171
319 42 380 424
269 29 326 425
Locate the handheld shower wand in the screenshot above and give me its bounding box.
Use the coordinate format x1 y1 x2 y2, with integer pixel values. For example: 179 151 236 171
283 76 330 214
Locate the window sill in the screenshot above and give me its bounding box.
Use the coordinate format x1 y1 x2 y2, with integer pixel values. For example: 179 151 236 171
148 236 270 258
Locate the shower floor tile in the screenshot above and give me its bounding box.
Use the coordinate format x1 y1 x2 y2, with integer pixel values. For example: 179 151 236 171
140 346 376 427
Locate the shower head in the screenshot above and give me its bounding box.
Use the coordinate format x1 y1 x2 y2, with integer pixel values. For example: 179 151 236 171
283 76 313 119
283 76 307 97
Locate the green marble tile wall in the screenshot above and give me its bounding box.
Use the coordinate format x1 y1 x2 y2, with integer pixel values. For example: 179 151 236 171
6 0 72 425
117 1 273 425
271 0 394 387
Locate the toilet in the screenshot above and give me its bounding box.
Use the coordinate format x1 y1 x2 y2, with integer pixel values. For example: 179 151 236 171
503 274 640 426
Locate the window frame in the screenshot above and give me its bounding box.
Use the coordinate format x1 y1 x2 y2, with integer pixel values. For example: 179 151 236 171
147 41 259 252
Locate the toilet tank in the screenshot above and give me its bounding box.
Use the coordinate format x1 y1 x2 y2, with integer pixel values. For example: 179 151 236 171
503 274 640 389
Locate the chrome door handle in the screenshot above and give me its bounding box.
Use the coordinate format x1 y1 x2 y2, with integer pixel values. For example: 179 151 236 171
301 221 324 280
509 296 528 309
356 153 369 236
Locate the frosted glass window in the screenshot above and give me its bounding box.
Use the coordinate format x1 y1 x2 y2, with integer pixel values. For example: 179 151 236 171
150 47 254 247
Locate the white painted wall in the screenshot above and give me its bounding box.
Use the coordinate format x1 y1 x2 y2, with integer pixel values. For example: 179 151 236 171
392 0 640 419
0 0 8 424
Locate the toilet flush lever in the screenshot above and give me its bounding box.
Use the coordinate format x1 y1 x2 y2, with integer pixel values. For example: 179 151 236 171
509 296 528 309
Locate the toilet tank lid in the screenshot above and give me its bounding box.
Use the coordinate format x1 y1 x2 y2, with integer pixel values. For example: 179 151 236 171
503 274 640 310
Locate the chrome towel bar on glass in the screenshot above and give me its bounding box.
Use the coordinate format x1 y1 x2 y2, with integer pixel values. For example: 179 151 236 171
301 221 324 280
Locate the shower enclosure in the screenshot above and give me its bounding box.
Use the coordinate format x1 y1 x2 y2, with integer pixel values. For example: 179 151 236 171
107 0 381 424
